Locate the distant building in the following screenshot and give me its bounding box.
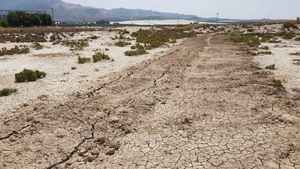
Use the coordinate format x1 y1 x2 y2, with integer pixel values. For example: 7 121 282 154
96 20 110 25
297 17 300 21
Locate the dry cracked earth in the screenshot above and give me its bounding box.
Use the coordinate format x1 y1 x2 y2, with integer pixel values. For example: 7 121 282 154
0 34 300 169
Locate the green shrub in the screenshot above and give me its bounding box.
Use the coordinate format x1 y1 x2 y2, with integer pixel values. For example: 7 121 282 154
279 32 295 40
78 56 91 64
230 34 261 47
92 52 110 62
63 39 89 51
0 88 17 97
282 22 298 30
15 69 46 83
0 45 30 56
115 41 131 47
6 11 52 27
0 19 8 27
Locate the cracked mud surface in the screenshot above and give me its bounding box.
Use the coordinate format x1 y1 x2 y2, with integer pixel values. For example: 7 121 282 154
0 34 300 169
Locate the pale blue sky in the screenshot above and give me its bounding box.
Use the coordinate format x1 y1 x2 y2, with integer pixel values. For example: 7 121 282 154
63 0 299 19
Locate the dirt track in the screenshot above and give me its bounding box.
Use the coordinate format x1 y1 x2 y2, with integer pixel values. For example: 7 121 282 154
0 34 300 169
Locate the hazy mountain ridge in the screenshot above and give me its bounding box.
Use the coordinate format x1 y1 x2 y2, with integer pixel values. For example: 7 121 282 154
0 0 200 21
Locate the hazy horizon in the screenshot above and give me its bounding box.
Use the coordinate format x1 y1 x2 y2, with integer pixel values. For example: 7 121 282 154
63 0 299 20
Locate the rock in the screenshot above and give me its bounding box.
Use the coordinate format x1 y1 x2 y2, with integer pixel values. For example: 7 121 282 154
106 149 115 156
94 137 106 145
86 155 95 162
33 107 38 111
91 149 99 156
110 117 119 123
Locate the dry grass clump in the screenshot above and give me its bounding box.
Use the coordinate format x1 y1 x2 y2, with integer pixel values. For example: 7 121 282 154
290 52 300 56
124 44 147 56
92 52 110 62
0 88 17 97
15 69 46 83
0 45 30 56
265 64 275 70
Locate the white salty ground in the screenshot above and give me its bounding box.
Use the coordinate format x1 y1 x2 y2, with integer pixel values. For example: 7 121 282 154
254 37 300 92
0 28 177 113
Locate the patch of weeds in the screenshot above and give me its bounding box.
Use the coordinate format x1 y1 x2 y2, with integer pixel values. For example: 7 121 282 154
33 42 43 50
78 56 91 64
115 41 131 47
0 88 17 97
118 29 130 35
92 52 110 62
0 45 30 56
278 32 295 40
15 69 46 83
63 39 89 51
230 34 261 48
271 79 284 88
258 51 272 55
265 64 275 70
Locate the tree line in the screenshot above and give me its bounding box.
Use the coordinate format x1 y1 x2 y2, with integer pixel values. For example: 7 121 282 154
0 11 52 27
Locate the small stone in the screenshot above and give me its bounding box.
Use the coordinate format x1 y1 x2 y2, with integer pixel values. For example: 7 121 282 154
110 117 119 123
86 155 95 162
106 149 115 156
33 107 38 111
94 137 106 145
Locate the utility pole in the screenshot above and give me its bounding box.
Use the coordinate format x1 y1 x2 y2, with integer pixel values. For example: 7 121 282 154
51 8 54 25
216 12 219 22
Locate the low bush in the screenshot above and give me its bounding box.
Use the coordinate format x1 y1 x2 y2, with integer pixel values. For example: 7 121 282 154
78 56 91 64
0 88 17 97
0 19 8 27
290 52 300 56
89 35 98 39
115 41 131 47
15 69 46 83
124 48 147 56
278 32 295 40
295 37 300 41
0 45 30 56
271 79 284 88
92 52 110 62
230 34 261 48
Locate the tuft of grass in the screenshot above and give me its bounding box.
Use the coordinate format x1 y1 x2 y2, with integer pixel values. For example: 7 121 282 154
0 88 17 97
290 52 300 56
0 45 30 56
278 32 295 40
78 56 91 64
92 52 110 62
115 41 131 47
15 69 46 83
265 64 275 70
271 79 284 88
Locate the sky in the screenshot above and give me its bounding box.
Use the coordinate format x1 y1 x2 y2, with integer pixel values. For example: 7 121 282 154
63 0 299 20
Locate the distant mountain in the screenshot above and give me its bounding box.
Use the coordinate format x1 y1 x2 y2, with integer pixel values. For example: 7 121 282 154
0 0 200 22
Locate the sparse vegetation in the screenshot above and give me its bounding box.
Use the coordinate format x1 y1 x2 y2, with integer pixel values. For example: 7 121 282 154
78 56 91 64
63 39 89 51
33 42 44 50
271 79 284 88
0 45 30 56
92 52 110 62
6 11 52 27
89 35 98 40
295 37 300 41
115 41 131 47
290 52 300 56
230 34 261 47
0 88 17 97
15 69 46 83
265 64 275 70
125 44 147 56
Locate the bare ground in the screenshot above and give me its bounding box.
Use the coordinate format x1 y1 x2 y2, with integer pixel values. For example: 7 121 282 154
0 34 299 169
